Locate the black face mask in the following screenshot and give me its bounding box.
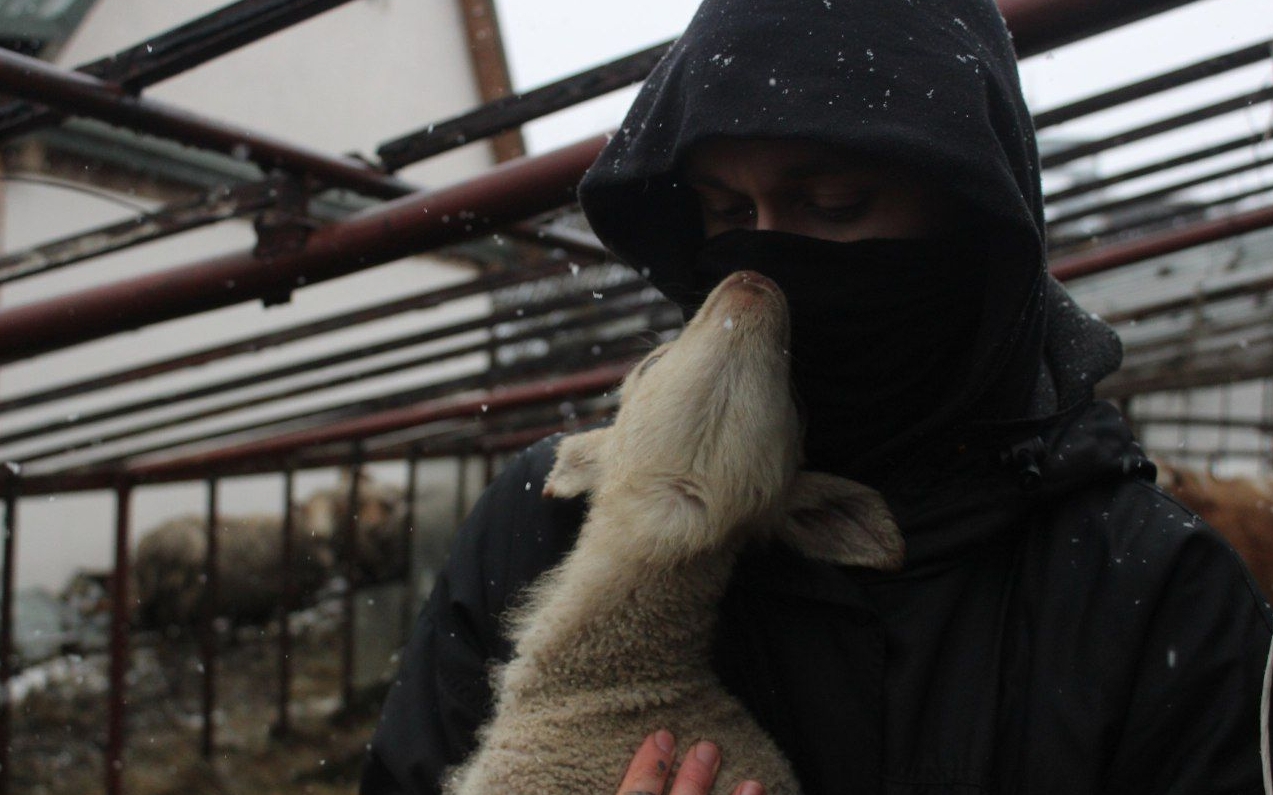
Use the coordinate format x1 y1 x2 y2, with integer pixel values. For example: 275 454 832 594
690 230 988 475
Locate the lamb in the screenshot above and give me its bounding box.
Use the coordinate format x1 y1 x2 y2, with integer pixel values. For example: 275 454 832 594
446 270 905 795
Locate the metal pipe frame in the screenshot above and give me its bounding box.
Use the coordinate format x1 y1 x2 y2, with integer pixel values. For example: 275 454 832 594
106 483 133 795
1049 183 1273 250
0 178 283 286
1045 129 1272 204
11 298 675 471
0 489 14 795
1040 85 1273 171
1050 202 1273 282
0 47 416 201
200 478 220 759
1032 38 1272 129
1046 150 1273 228
273 467 296 738
340 452 362 713
999 0 1197 57
0 276 651 452
400 453 418 636
1130 414 1273 434
0 0 361 138
0 258 590 416
0 133 608 365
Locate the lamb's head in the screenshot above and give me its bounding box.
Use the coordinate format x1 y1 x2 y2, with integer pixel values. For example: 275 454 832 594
545 271 904 570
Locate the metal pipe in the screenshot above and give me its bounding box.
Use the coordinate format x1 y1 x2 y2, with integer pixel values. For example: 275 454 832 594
1044 131 1271 204
200 479 220 759
107 482 133 795
1050 203 1273 282
1000 0 1197 57
401 452 418 635
341 454 362 713
0 134 608 365
1 276 648 450
0 179 281 286
1047 151 1273 228
0 48 415 199
0 261 585 415
1040 86 1273 170
0 0 360 138
0 488 15 795
455 454 469 533
125 360 631 482
273 467 295 738
1033 39 1271 129
1049 184 1273 250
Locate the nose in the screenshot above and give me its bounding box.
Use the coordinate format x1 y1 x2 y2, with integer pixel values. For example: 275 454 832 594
753 202 782 233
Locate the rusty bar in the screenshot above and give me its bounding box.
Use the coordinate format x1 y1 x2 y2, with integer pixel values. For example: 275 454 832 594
455 454 468 531
0 180 280 286
106 482 132 795
1045 131 1271 204
1128 414 1273 433
8 293 668 468
1001 0 1196 57
0 0 360 138
401 452 418 634
1040 86 1273 170
1051 202 1273 281
0 134 608 365
1033 39 1272 129
200 478 219 759
1050 184 1273 251
0 48 414 200
0 487 15 795
0 262 582 415
1047 151 1273 228
483 454 496 487
378 41 667 171
127 361 631 481
1102 271 1273 325
1 275 645 450
274 467 295 738
341 454 362 713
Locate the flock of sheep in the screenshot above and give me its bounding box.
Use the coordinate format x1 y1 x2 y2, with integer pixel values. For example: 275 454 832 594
130 473 418 633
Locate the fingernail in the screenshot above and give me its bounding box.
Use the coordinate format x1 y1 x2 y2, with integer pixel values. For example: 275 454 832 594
694 741 719 768
654 729 675 754
738 782 765 795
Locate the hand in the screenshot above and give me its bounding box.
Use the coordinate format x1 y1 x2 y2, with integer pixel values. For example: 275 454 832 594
616 730 765 795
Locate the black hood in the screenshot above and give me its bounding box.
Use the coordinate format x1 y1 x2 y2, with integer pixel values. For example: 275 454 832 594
578 0 1122 475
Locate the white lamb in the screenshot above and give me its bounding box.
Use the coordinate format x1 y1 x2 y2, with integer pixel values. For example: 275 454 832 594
447 270 904 795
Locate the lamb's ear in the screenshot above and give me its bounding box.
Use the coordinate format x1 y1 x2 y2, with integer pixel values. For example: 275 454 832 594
780 471 905 571
543 429 610 499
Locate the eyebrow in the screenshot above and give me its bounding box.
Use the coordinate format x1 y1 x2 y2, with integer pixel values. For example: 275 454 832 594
684 158 868 190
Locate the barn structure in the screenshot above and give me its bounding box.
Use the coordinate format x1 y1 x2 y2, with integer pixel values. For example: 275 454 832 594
0 0 1270 793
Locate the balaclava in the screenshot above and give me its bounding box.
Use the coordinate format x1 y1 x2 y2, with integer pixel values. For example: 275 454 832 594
577 0 1122 483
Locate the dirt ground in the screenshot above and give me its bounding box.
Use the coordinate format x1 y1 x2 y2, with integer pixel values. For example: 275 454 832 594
11 603 388 795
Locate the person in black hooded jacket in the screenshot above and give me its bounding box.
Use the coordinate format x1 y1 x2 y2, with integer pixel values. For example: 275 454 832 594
360 0 1273 792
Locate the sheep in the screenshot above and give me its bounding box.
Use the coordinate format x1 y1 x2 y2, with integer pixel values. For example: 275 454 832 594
132 511 333 632
298 471 409 586
446 270 904 795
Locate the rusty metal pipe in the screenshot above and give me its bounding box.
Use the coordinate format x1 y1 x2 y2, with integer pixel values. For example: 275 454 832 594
274 467 295 738
201 479 220 759
0 134 607 365
0 488 15 795
0 48 414 199
107 483 133 795
1050 202 1273 282
340 454 362 713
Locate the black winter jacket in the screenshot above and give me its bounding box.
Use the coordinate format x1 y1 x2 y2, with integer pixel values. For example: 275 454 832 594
361 399 1273 793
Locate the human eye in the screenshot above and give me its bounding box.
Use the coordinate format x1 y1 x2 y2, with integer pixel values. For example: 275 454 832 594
693 185 755 226
805 190 871 221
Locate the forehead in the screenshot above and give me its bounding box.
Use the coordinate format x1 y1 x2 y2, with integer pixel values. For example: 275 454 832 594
683 137 885 186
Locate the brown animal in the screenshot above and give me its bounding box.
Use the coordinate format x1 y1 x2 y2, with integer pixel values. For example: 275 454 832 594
447 271 903 795
299 471 408 586
1156 462 1273 600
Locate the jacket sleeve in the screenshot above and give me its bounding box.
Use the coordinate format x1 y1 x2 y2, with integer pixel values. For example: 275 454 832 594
1103 523 1273 794
359 436 585 795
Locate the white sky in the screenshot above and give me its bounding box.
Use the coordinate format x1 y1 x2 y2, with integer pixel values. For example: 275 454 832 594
492 0 1273 201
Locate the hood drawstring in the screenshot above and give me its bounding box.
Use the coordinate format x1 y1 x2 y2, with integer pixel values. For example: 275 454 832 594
1001 436 1047 492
